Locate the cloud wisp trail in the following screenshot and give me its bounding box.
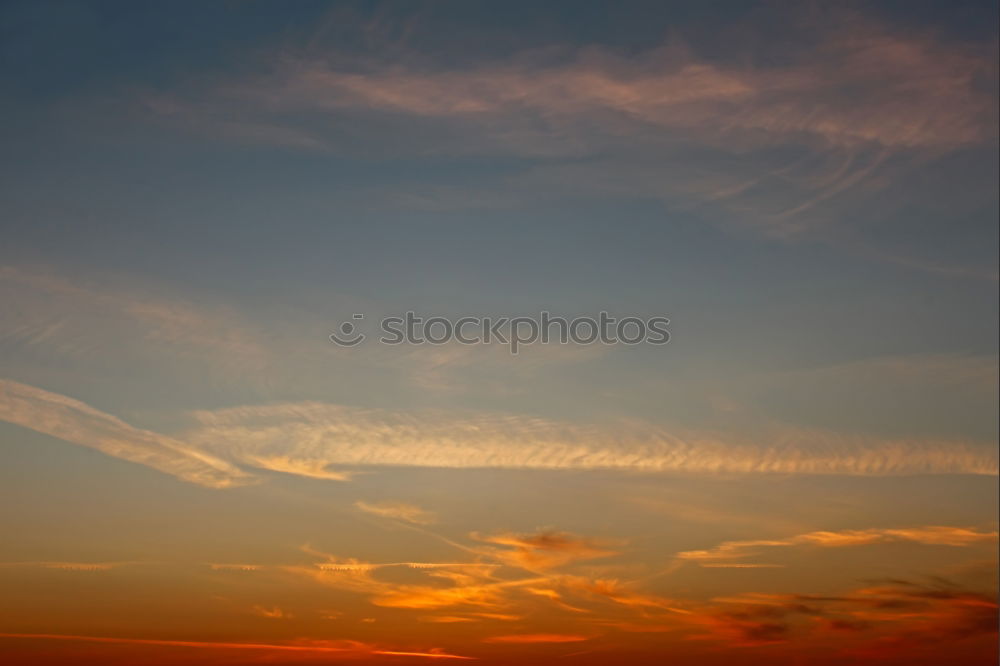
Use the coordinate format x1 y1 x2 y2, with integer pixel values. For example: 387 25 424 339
0 633 475 660
1 380 996 488
0 379 255 489
675 526 999 563
187 402 998 478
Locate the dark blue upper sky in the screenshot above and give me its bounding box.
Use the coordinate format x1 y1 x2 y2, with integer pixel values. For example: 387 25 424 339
0 0 996 437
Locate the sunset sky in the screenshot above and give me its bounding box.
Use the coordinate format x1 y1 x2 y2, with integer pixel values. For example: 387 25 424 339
0 1 998 664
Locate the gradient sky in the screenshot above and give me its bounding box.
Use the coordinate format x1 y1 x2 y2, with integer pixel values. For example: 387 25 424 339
1 1 998 665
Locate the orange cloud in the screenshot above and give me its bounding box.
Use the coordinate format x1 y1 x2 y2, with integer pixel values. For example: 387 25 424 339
4 380 995 490
245 455 351 481
676 526 998 562
208 563 261 572
0 379 254 489
482 633 590 644
0 633 475 660
472 530 617 571
0 561 136 571
188 401 999 478
355 500 435 524
284 544 542 613
251 605 290 619
570 577 692 615
695 579 999 654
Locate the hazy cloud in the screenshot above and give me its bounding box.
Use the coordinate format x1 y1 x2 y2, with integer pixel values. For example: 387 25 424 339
187 401 998 478
356 500 436 525
141 7 998 252
0 265 268 377
482 633 589 644
676 526 999 562
472 530 616 572
0 379 255 488
3 380 994 488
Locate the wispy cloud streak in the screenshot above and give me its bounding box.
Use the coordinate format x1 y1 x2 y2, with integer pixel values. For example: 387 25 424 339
0 379 255 488
676 526 999 562
0 266 267 375
356 500 436 524
2 381 995 487
188 402 998 478
0 633 474 660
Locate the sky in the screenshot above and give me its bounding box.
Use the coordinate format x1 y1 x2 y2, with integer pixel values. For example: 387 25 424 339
0 1 998 664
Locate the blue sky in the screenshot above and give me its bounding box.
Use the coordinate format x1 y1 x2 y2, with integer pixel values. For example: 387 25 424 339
0 2 997 664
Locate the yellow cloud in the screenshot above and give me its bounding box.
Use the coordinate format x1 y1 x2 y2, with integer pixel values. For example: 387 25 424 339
676 526 998 561
187 401 998 478
355 500 435 524
472 530 617 572
0 379 254 489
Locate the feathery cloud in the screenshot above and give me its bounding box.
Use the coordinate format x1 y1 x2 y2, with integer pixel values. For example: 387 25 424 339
0 633 474 660
0 379 255 488
3 380 995 489
676 526 999 562
356 500 436 525
141 8 997 254
187 401 998 478
0 266 267 373
482 634 589 644
472 531 616 571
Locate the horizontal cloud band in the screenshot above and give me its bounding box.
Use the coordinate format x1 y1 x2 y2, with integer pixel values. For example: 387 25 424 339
2 379 996 488
0 379 253 488
186 402 998 478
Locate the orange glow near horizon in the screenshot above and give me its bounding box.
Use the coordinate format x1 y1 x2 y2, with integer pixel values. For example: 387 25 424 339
0 1 997 665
